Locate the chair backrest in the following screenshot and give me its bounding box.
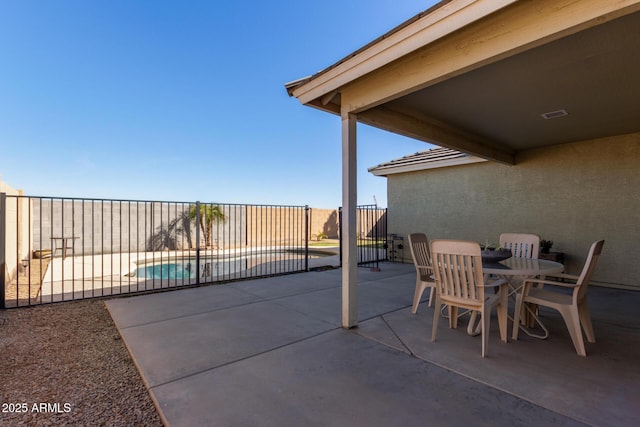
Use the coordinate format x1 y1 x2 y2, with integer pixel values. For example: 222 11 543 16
430 240 486 307
576 240 605 302
499 233 540 259
408 233 432 280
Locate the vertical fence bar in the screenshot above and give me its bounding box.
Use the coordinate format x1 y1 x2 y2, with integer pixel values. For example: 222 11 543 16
117 200 122 293
195 201 200 285
71 199 75 298
305 205 309 272
14 197 20 305
338 207 342 268
0 193 6 309
38 198 44 305
23 196 29 306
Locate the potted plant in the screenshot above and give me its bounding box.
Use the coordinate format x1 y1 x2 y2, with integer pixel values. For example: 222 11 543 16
480 241 512 262
540 239 554 254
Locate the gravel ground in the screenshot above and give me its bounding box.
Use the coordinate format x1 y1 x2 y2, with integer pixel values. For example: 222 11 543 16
0 299 163 426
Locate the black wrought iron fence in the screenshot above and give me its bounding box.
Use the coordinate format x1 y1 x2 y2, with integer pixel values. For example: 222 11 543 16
338 205 388 268
0 194 328 308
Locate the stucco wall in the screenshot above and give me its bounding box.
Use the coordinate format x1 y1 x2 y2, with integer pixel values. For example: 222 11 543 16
386 133 640 290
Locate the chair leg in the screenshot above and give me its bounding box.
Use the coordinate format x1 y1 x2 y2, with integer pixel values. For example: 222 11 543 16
428 286 435 308
512 292 524 341
449 306 459 329
497 287 508 343
481 308 490 358
559 305 587 356
578 300 596 343
411 282 426 314
431 295 441 342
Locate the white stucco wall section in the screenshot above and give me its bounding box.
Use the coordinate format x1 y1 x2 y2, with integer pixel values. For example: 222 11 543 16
385 133 640 290
1 181 29 295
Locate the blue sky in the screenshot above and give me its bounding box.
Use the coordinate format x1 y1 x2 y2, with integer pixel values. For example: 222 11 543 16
0 1 437 208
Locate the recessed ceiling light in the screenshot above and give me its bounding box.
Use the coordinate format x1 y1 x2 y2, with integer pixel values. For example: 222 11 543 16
541 109 569 120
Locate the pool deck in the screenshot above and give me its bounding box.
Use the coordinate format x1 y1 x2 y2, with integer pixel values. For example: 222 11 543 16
105 262 640 427
35 246 341 303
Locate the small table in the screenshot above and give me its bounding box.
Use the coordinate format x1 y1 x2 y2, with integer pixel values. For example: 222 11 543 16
51 236 79 259
482 257 564 339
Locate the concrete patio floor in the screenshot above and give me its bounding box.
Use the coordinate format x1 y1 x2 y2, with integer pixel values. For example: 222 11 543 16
105 262 640 427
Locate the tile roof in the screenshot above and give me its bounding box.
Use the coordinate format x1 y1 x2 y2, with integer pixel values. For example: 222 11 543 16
368 147 487 176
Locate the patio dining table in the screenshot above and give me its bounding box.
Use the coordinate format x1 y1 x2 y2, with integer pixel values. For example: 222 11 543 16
481 257 565 339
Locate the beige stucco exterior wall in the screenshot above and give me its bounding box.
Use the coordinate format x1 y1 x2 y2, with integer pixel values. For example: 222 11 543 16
386 133 640 290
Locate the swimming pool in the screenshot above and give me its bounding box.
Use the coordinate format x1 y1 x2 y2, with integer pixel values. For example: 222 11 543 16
133 249 335 280
135 257 244 279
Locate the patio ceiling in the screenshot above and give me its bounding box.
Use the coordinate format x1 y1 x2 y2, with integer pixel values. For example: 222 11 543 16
286 0 640 165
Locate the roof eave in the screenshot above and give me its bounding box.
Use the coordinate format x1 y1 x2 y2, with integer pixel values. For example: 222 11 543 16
287 0 519 107
369 154 487 176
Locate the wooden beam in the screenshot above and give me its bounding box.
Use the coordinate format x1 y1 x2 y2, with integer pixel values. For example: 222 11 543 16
307 99 341 115
337 0 640 113
358 105 515 165
321 90 339 106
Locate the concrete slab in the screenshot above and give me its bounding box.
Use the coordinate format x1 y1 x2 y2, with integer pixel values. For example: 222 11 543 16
230 270 339 299
352 315 411 354
372 290 640 427
116 299 336 387
106 284 262 329
152 329 586 427
106 263 639 426
275 286 344 325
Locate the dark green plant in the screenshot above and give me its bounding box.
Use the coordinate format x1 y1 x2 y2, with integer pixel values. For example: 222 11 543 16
541 239 554 253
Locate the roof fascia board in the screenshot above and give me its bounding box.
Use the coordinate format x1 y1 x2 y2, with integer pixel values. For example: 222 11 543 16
341 0 640 113
369 156 487 176
291 0 518 105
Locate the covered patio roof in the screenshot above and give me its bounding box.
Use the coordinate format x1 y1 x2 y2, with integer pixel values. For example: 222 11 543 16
286 0 640 165
286 0 640 327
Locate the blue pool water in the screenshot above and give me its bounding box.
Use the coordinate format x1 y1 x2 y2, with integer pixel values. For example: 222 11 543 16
134 249 334 280
137 262 195 279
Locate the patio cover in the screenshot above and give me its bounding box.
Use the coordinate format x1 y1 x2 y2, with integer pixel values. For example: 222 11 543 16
286 0 640 327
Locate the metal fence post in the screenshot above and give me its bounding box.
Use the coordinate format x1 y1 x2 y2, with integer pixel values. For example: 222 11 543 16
338 207 342 268
304 205 309 271
0 193 6 309
195 201 200 285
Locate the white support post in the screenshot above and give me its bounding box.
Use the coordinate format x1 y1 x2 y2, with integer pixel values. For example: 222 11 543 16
341 112 358 328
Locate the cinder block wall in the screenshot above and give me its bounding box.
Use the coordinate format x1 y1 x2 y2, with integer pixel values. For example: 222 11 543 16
24 203 337 255
387 133 640 290
309 208 339 239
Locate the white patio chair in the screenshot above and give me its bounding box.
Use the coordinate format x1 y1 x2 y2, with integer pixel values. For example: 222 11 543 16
430 240 508 357
498 233 541 323
499 233 540 259
512 240 604 356
408 233 436 314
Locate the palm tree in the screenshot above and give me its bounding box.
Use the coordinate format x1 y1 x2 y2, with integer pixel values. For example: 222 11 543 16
188 204 225 247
